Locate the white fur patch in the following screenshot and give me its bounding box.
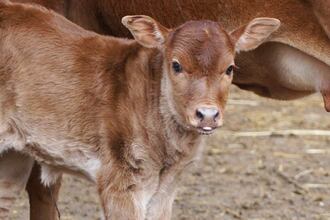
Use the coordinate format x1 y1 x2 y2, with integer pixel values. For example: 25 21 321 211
84 158 101 180
40 165 62 187
25 132 102 182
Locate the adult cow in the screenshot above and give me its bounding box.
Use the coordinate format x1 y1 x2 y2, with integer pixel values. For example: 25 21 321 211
12 0 330 105
3 0 330 219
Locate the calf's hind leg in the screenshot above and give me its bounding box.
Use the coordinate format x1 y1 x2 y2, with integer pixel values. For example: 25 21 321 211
0 150 34 219
26 162 62 220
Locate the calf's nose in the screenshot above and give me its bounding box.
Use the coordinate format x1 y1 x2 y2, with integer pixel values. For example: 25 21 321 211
196 107 219 121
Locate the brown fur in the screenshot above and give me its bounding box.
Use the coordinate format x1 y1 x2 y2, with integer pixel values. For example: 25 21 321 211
0 1 279 219
308 0 330 38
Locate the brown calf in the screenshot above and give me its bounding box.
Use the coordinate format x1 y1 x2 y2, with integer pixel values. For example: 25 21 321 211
4 1 328 219
7 1 330 217
0 1 279 219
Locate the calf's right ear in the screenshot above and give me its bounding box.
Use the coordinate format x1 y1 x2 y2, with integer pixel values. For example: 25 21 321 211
122 15 170 48
230 17 280 52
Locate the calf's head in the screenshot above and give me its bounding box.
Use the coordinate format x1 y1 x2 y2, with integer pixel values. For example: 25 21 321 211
123 16 280 134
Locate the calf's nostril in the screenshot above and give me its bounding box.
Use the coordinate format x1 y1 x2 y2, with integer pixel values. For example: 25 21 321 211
196 109 204 120
214 111 219 119
196 107 219 121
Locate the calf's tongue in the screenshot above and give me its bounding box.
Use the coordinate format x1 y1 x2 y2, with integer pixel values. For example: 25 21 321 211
321 91 330 112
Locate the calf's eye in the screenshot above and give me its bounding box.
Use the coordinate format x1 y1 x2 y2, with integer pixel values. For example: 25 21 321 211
172 61 182 73
226 65 234 76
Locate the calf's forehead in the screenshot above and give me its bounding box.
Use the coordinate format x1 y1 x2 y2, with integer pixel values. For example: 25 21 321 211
166 21 235 73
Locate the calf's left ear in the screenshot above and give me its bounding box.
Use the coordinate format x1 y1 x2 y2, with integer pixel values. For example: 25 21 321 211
230 17 280 52
122 15 170 48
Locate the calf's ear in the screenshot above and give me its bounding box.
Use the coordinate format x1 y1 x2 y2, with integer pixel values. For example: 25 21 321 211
122 15 170 48
230 17 280 52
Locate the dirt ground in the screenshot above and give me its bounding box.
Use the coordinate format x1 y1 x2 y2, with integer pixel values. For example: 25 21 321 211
12 86 330 220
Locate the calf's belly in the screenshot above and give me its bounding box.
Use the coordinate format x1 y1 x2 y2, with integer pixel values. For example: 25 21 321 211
23 136 101 184
0 120 101 184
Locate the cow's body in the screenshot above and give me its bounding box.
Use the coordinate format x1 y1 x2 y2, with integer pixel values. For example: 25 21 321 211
13 0 330 101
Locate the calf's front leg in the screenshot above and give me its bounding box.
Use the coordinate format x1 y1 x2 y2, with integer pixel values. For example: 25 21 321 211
146 185 177 220
146 168 179 220
98 168 149 220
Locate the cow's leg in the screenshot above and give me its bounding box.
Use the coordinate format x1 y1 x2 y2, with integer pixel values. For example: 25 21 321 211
0 150 34 219
99 186 147 220
26 162 62 220
98 169 149 220
147 162 193 220
146 171 178 220
146 187 176 220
